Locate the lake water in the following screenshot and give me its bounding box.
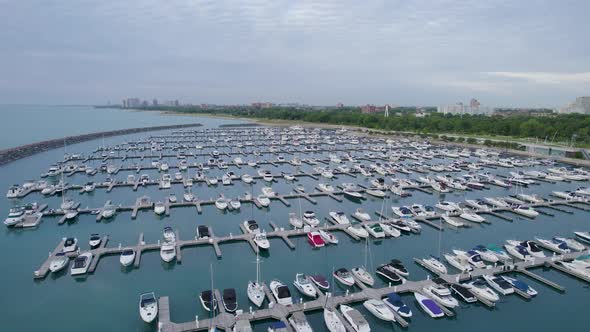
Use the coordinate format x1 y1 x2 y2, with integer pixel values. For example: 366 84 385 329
0 105 589 332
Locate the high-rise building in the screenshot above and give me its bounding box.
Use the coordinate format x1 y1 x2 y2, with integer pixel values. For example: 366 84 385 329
152 99 158 106
437 99 494 116
559 96 590 114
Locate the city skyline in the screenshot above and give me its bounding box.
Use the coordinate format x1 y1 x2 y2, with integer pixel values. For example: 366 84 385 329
1 1 589 107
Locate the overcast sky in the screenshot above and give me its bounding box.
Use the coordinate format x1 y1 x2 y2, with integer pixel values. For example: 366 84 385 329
1 0 588 107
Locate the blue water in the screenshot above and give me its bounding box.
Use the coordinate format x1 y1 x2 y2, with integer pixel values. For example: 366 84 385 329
0 106 589 332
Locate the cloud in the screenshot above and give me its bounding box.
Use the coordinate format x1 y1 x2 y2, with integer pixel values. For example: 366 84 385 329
485 72 590 85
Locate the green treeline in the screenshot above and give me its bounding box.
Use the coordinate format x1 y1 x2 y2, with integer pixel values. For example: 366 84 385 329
135 106 590 145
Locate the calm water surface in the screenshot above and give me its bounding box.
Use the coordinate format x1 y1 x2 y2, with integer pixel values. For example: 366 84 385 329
0 106 589 332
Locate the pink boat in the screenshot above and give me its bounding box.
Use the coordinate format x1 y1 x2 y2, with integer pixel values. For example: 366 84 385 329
307 231 325 248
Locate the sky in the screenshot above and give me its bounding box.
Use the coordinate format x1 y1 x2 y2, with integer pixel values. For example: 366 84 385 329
0 0 589 108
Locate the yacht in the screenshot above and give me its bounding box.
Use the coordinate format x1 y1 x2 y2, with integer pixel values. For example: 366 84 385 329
120 249 136 267
222 288 238 313
215 196 228 210
309 275 330 291
501 276 538 297
482 275 514 295
441 214 464 227
49 253 69 273
380 223 401 237
199 290 217 312
89 234 102 249
351 267 375 286
423 285 458 308
139 292 158 323
183 191 195 202
333 268 355 286
196 225 210 239
62 237 78 253
376 264 401 282
436 201 461 212
453 250 486 269
347 225 369 238
504 244 531 260
319 229 338 244
388 259 409 276
392 206 413 218
257 195 271 207
486 244 512 261
70 252 93 276
154 201 166 215
471 245 500 263
101 201 116 219
293 273 317 298
303 211 320 226
553 237 586 251
574 231 590 243
83 182 96 193
254 233 270 250
318 183 335 192
382 292 412 317
163 226 176 242
270 280 293 305
421 256 448 274
512 205 539 218
340 305 370 332
534 237 571 254
363 299 395 322
444 253 473 272
244 219 260 234
3 207 24 226
159 174 172 189
506 240 545 258
449 284 477 303
353 208 371 222
241 174 254 184
464 279 500 302
365 224 385 238
459 210 486 223
414 292 444 318
288 311 313 332
261 187 275 197
160 242 176 262
323 308 346 332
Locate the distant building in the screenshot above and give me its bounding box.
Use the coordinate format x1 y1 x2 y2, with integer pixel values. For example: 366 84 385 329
361 104 377 114
252 102 275 109
124 98 141 108
336 103 344 108
559 96 590 114
438 99 494 116
174 100 180 107
152 99 158 106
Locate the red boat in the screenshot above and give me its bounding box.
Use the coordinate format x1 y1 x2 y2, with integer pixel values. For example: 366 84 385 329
307 231 325 248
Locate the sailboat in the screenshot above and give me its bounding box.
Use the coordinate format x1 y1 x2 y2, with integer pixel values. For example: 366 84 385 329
247 251 265 307
351 237 375 286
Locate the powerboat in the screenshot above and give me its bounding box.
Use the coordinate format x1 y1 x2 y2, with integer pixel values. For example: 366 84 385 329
504 244 531 260
215 196 228 210
392 206 413 218
501 276 538 296
199 290 217 312
323 308 346 332
303 211 320 226
139 292 158 323
3 207 24 226
464 279 499 302
414 292 444 318
512 205 539 218
382 292 412 317
62 237 78 253
506 240 545 258
154 201 166 215
70 252 93 276
319 229 338 244
160 242 176 262
347 225 369 238
574 231 590 243
471 245 500 263
241 174 254 184
254 233 270 250
307 231 325 248
363 299 395 322
376 264 401 282
535 237 571 254
340 305 370 332
459 210 486 223
261 187 275 197
101 201 116 219
365 224 385 238
309 275 330 291
465 199 491 211
244 220 261 234
222 288 238 313
444 253 473 272
453 250 486 269
486 244 512 261
421 256 447 274
197 225 210 239
229 198 241 210
449 284 477 303
163 226 176 242
257 195 271 207
482 275 514 295
423 285 458 308
441 214 464 227
351 267 375 286
288 311 313 332
329 211 350 225
293 273 317 298
553 237 586 251
353 208 371 222
388 259 409 276
120 249 136 267
436 201 461 212
49 253 69 273
333 268 355 286
270 280 293 305
318 183 335 192
183 192 195 202
89 234 102 249
380 223 401 237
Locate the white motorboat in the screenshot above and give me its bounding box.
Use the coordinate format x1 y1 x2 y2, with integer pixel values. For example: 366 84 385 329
435 201 461 212
289 213 303 228
414 292 444 318
421 256 447 274
444 253 473 272
535 237 571 254
160 242 176 262
49 253 69 273
62 237 78 253
154 201 166 215
333 268 355 286
3 207 24 226
353 209 371 222
363 299 395 322
257 195 271 207
139 292 158 323
70 252 93 276
323 308 346 332
482 275 514 295
553 237 586 251
453 250 486 269
347 225 369 238
120 249 136 266
504 244 531 260
392 206 413 218
318 183 335 192
319 229 338 244
471 245 499 263
506 240 545 258
254 233 270 249
351 266 375 286
464 199 491 211
380 223 401 237
241 174 254 184
484 197 510 208
163 226 176 242
459 210 486 223
365 224 385 238
382 292 412 318
365 189 386 198
183 192 195 202
343 187 363 199
101 201 116 219
512 205 539 218
340 305 370 332
293 273 317 298
89 234 102 248
464 279 500 302
215 196 228 210
261 186 276 197
229 198 241 210
270 280 293 305
423 285 458 308
574 231 590 243
441 214 464 227
289 311 313 332
303 211 320 226
501 276 538 297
